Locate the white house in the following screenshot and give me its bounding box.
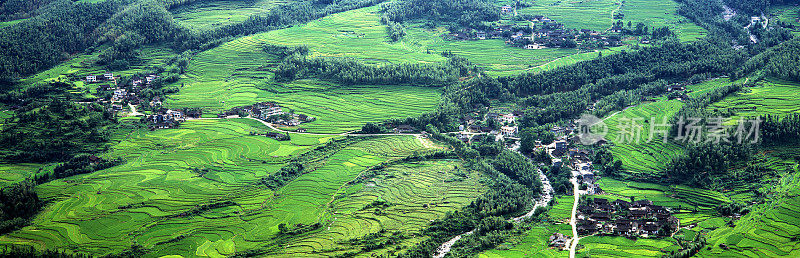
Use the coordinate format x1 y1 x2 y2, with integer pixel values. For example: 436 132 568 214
501 126 517 137
499 113 516 123
166 109 184 120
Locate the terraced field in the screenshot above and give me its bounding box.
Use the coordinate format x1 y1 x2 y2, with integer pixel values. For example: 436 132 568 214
0 163 49 187
0 119 462 256
283 159 485 256
577 236 681 257
620 0 707 41
770 4 800 37
603 97 685 176
701 169 800 257
403 25 633 76
603 78 735 176
259 5 445 64
171 0 291 30
708 78 800 121
516 0 621 32
166 21 442 133
19 45 179 89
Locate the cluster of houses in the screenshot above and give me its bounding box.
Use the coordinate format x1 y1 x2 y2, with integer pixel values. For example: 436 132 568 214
444 15 622 50
90 73 161 108
454 110 523 143
248 102 315 126
143 109 186 130
576 198 679 238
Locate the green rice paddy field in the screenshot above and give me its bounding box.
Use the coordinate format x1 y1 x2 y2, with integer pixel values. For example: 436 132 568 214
770 4 800 36
170 0 291 30
700 169 800 257
603 78 735 176
165 13 443 133
0 119 476 256
515 0 705 41
708 78 800 121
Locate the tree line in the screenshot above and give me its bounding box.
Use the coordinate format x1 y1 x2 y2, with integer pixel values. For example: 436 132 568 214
270 48 477 86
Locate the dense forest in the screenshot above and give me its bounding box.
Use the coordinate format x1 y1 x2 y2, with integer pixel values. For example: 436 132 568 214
0 0 54 21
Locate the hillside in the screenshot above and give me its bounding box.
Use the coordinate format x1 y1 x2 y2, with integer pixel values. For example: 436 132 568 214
0 0 798 257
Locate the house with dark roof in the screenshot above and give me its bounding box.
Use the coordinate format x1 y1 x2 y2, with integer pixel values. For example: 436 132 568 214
612 199 630 209
549 233 569 249
590 212 612 221
631 200 653 207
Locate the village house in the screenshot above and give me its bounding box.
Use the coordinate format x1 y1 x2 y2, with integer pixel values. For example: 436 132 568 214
501 5 512 13
552 158 563 168
103 73 114 81
395 124 416 133
577 220 599 234
112 89 127 102
86 75 97 83
500 126 517 137
549 233 569 249
165 109 185 121
145 111 183 130
150 96 162 107
555 140 567 151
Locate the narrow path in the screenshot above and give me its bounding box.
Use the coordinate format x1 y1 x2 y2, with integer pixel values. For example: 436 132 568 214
568 168 581 258
128 103 143 116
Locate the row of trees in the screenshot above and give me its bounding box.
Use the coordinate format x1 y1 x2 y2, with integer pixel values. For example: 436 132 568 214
271 50 477 86
381 0 500 30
